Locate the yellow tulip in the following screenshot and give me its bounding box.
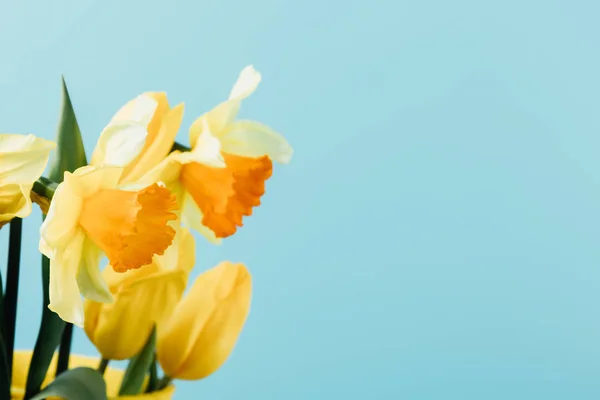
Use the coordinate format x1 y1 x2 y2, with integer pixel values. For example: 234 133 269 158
139 66 293 244
84 228 195 360
157 261 252 380
0 133 55 227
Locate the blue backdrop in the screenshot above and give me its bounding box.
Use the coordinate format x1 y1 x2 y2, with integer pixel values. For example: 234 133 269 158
2 1 600 398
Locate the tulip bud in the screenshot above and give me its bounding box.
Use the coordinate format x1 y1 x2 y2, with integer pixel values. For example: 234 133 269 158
84 229 195 360
157 261 251 380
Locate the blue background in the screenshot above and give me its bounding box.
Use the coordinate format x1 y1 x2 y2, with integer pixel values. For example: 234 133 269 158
2 0 600 398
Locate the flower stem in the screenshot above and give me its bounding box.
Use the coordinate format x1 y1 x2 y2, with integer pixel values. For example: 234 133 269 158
170 141 191 153
4 218 22 376
55 322 73 376
156 376 173 391
97 358 109 375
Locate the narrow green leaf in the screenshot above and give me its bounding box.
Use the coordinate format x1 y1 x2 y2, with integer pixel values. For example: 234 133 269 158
47 76 88 183
119 327 156 396
24 255 66 398
29 367 107 400
145 355 158 393
25 77 89 398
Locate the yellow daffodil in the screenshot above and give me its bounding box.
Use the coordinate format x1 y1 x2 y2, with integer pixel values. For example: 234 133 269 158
39 96 179 327
157 261 252 380
140 66 293 243
84 228 194 360
0 133 55 227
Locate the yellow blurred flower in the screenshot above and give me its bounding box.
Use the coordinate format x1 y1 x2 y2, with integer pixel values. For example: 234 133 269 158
11 350 175 399
140 66 293 243
84 228 195 360
0 133 55 227
39 97 180 327
157 261 252 380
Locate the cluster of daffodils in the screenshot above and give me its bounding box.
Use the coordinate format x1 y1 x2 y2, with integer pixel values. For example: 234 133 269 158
0 66 291 400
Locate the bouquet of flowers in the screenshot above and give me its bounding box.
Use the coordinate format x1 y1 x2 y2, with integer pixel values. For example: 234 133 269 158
0 65 292 399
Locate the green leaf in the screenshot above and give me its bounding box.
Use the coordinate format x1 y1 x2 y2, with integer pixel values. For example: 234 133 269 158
29 367 107 400
47 76 88 183
25 77 88 398
24 255 67 398
119 326 156 396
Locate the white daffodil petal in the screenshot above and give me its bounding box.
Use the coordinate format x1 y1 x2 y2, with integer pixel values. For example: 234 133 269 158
48 230 86 327
221 120 293 164
76 237 113 303
110 94 158 126
91 122 148 167
0 134 56 183
229 65 262 101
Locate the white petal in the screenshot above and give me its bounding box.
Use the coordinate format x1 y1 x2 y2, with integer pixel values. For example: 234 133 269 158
185 118 226 168
221 120 293 164
229 65 261 101
76 237 113 303
48 230 86 327
110 94 158 126
91 122 148 167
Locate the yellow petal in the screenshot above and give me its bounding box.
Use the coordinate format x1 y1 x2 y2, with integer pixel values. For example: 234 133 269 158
228 65 262 101
76 237 113 303
0 133 56 183
0 183 33 225
157 261 251 380
91 94 158 167
48 229 86 327
221 120 293 164
121 100 185 184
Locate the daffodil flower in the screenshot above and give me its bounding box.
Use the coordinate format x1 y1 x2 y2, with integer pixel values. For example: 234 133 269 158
0 133 56 227
141 66 293 243
84 228 194 360
157 261 251 380
39 95 179 327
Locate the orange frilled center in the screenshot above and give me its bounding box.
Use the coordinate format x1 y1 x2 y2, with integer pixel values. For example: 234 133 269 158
78 183 178 272
180 153 273 238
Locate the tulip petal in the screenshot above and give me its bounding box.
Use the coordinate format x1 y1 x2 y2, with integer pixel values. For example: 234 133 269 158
157 261 251 380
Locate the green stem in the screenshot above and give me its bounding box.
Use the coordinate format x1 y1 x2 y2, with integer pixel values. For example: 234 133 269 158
0 263 8 400
97 358 109 376
145 356 158 393
4 218 22 377
32 177 58 200
156 376 173 391
55 323 73 376
170 141 191 153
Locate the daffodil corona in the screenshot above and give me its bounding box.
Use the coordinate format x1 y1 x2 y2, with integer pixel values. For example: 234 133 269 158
0 133 56 227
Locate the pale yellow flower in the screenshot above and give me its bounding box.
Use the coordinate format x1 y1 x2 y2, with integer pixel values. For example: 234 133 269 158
0 133 55 226
140 66 292 244
84 228 194 360
157 261 252 380
39 96 179 327
11 350 175 399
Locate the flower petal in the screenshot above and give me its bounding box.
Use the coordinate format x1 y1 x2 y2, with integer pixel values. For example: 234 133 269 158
48 230 86 327
76 237 113 303
91 121 148 168
221 120 293 164
0 134 56 184
229 65 261 101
